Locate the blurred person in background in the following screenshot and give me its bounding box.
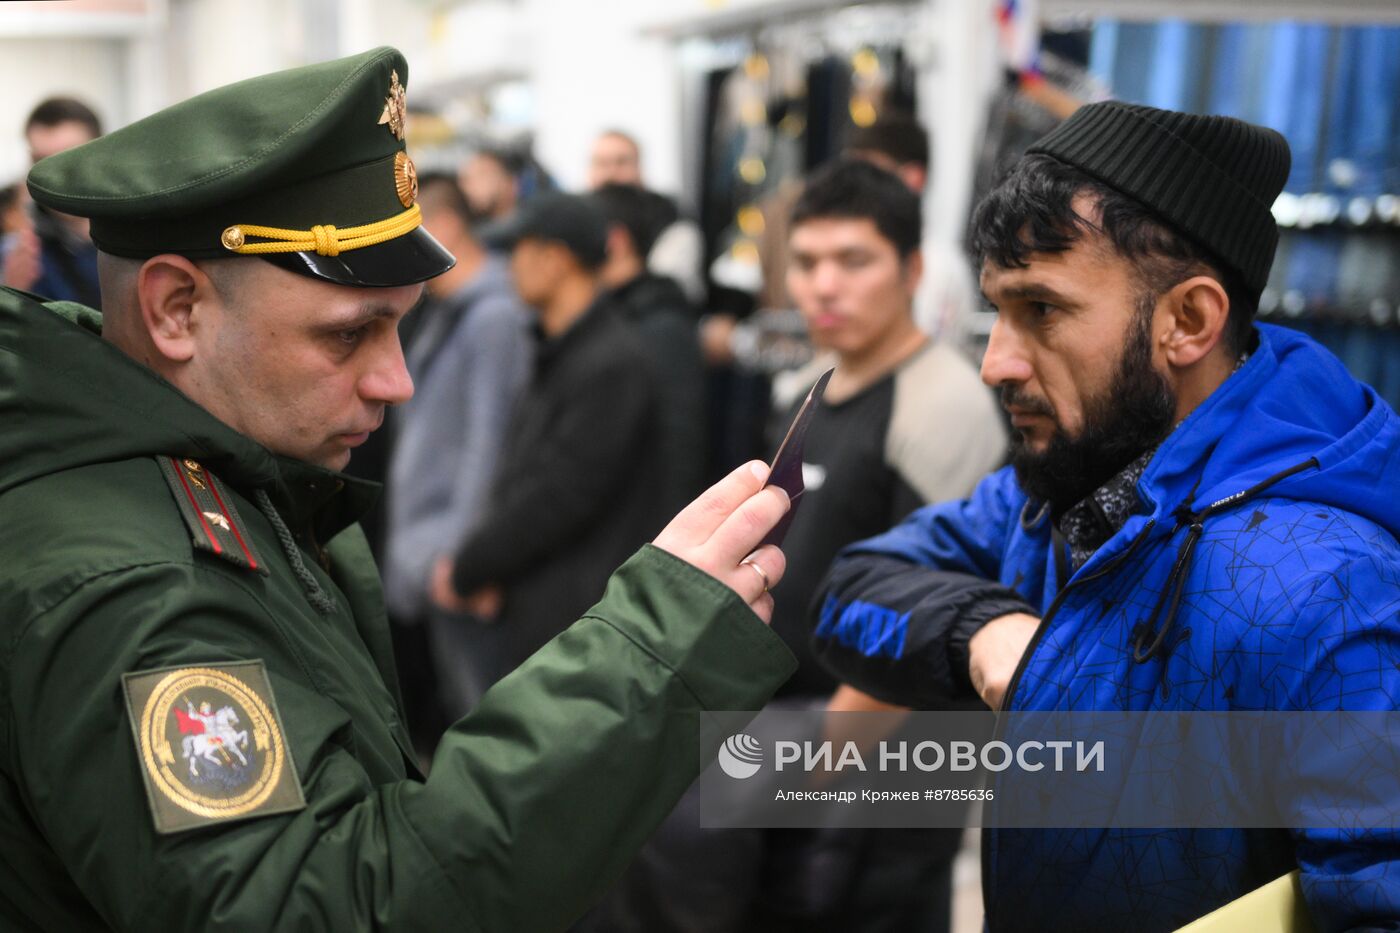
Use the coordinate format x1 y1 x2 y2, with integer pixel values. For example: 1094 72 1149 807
845 116 979 344
588 128 706 305
1 184 26 235
752 157 1004 933
462 142 561 230
592 182 707 513
0 184 32 283
701 115 961 540
771 159 1005 710
589 160 1006 933
384 171 533 738
706 113 977 368
1 97 102 306
588 129 644 188
460 146 523 225
431 192 667 682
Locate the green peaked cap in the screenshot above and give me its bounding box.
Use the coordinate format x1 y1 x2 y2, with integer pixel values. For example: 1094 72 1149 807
27 46 453 287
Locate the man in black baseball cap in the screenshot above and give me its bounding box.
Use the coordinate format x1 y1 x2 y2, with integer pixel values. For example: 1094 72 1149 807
809 101 1400 930
430 190 672 685
483 189 610 267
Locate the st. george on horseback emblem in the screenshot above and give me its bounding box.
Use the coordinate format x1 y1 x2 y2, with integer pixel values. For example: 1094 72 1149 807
123 661 305 833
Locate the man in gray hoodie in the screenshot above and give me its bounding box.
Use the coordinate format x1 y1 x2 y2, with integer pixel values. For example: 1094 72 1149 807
383 172 533 721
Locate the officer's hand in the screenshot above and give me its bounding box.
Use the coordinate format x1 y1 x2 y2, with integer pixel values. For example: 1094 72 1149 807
653 460 789 623
968 612 1040 709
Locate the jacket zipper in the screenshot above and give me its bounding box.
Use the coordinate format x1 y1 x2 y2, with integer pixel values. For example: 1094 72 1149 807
997 518 1157 715
983 456 1317 928
982 518 1156 931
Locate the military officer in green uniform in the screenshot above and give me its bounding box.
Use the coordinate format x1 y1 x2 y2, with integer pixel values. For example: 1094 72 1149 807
0 47 796 930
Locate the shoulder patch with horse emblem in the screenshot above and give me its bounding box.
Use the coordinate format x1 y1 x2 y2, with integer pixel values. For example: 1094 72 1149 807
155 457 267 574
122 661 305 834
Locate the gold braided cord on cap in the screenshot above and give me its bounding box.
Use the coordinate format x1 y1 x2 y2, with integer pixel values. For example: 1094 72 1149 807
222 204 421 257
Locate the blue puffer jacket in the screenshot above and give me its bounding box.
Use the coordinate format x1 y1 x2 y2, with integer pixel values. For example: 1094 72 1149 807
816 325 1400 932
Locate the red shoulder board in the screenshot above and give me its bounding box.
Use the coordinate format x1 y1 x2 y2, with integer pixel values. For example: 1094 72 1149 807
155 457 267 575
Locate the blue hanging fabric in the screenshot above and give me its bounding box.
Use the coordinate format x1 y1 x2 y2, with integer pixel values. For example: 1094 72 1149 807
1320 27 1359 197
1289 23 1332 195
1111 22 1158 105
1239 25 1274 125
1258 22 1302 171
1206 24 1248 119
1265 22 1334 325
1282 230 1343 311
1260 23 1331 193
1324 27 1399 408
1088 20 1120 89
1389 28 1400 194
1351 27 1400 198
1144 19 1195 112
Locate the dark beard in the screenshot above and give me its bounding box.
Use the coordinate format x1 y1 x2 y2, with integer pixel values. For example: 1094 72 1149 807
1007 307 1176 515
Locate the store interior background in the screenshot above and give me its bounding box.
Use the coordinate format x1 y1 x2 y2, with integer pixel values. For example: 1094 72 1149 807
2 0 1396 927
3 0 1397 400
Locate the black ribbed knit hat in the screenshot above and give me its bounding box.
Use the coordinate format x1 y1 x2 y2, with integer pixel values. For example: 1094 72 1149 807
1026 101 1291 298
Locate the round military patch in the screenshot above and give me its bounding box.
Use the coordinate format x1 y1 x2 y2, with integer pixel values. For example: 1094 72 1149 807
136 666 286 820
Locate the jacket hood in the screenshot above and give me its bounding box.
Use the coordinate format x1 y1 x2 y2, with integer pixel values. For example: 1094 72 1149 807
1114 323 1400 664
1140 323 1400 541
0 288 376 537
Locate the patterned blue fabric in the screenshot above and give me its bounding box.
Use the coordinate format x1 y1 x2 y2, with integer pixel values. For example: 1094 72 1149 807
841 325 1400 931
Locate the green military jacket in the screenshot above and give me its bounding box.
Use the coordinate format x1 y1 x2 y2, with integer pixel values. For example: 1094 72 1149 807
0 287 796 931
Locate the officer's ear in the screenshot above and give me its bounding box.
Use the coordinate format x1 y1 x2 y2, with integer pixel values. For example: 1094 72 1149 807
136 254 220 363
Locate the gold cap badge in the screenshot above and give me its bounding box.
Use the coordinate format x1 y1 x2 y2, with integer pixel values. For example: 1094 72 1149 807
394 151 418 208
378 69 406 140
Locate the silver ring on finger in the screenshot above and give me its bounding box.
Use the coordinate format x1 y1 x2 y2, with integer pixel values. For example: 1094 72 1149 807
740 557 770 594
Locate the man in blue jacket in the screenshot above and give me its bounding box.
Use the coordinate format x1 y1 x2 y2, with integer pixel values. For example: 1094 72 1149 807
812 101 1400 932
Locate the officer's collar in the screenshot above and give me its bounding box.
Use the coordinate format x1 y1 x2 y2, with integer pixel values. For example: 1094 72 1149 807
267 455 379 543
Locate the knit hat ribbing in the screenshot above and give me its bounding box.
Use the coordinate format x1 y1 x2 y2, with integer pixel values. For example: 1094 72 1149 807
1027 101 1292 299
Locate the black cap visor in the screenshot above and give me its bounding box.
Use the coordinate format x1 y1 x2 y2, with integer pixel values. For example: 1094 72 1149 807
258 224 456 287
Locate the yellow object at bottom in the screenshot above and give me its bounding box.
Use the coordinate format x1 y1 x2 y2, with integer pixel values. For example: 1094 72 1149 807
1175 870 1315 933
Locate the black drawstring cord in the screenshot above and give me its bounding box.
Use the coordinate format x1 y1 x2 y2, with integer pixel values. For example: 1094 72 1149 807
254 488 338 615
1131 458 1319 664
1020 499 1050 531
1132 514 1204 662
